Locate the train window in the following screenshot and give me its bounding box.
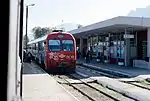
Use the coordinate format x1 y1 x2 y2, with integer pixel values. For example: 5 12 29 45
43 42 45 47
40 41 45 50
36 43 38 50
49 40 61 51
38 42 41 50
34 44 36 50
62 40 74 51
31 44 34 49
32 44 34 50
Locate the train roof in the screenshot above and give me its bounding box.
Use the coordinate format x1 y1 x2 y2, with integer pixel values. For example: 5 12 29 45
27 32 72 45
28 34 48 45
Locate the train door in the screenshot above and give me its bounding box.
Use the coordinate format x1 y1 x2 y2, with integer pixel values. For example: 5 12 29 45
33 44 36 59
35 43 38 60
38 41 44 64
43 41 47 68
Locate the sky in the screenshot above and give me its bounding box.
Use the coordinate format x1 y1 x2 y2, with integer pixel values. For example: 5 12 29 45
128 5 150 17
23 0 150 39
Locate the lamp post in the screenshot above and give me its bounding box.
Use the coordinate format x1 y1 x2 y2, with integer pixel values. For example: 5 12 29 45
25 4 35 52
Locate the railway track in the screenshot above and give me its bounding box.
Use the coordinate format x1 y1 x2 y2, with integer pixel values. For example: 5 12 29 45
34 61 149 101
120 80 150 90
77 65 126 78
77 65 150 91
31 61 149 101
51 73 135 101
58 75 106 101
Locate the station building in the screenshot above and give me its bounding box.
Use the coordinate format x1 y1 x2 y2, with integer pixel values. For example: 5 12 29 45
69 16 150 69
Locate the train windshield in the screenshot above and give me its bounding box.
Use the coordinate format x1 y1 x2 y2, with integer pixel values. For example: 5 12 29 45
62 40 74 51
49 40 61 51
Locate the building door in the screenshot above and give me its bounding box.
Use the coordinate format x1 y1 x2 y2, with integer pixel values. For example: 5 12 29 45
137 31 147 59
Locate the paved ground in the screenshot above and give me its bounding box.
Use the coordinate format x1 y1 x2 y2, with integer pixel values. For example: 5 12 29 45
22 62 46 74
22 62 79 101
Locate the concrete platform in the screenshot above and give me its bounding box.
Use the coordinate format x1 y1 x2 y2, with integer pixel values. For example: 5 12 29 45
83 63 150 81
91 76 150 101
23 63 79 101
77 58 150 80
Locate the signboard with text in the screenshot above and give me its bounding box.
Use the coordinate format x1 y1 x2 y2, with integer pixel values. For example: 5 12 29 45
124 34 134 39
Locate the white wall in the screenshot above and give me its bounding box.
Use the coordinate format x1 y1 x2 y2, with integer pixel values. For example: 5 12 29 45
7 0 22 100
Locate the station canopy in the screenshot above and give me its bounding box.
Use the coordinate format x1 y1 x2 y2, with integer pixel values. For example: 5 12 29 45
69 16 150 38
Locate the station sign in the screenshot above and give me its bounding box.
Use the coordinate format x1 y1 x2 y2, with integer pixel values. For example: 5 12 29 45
124 34 134 39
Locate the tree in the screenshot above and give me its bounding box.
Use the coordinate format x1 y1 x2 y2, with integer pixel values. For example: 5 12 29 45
51 26 57 30
77 24 83 28
23 35 29 49
32 26 52 39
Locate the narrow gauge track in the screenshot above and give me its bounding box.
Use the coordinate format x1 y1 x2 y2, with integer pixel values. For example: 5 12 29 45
77 65 150 91
69 73 136 101
121 80 150 91
52 73 135 101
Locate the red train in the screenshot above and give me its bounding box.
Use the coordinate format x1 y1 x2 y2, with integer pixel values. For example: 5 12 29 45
27 30 76 73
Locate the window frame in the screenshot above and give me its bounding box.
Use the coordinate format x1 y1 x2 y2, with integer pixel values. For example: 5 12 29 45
62 39 74 52
48 39 61 52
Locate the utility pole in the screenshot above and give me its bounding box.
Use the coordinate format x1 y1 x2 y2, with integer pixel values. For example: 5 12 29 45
25 6 28 52
25 4 35 52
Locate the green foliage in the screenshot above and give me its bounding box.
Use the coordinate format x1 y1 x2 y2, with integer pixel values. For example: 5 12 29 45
32 26 52 39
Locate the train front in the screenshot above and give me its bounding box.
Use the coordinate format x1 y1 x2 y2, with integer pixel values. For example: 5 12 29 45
45 32 76 73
